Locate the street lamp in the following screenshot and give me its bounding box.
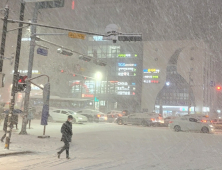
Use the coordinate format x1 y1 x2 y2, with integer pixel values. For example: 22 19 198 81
95 72 102 80
94 72 102 110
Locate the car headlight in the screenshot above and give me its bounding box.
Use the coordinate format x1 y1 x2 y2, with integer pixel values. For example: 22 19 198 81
209 125 213 128
78 117 82 119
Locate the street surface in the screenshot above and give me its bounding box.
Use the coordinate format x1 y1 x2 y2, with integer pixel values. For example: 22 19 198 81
0 120 222 170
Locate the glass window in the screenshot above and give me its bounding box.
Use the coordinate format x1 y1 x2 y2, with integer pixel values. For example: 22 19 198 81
53 110 60 113
61 111 68 114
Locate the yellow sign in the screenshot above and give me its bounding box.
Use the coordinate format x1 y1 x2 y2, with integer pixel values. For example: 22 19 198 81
68 32 86 40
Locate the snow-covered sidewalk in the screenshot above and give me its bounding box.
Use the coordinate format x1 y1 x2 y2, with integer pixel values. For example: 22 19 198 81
1 119 222 170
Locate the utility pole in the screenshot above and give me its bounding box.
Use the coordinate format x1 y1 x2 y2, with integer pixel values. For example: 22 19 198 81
20 2 39 135
0 5 9 72
5 1 25 149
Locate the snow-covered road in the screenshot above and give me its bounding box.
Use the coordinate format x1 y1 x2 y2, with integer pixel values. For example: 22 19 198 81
1 120 222 170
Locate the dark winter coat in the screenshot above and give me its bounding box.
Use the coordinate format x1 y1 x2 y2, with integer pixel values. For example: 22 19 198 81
61 121 73 142
3 115 13 132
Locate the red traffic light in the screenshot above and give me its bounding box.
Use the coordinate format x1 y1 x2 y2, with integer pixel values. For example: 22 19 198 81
217 86 221 90
18 75 27 83
17 75 27 92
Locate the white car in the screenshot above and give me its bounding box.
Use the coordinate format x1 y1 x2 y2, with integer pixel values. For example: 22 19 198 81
49 109 88 123
169 115 214 133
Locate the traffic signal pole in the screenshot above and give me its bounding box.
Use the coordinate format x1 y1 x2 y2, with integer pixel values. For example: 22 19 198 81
0 5 9 72
20 2 39 135
5 1 25 149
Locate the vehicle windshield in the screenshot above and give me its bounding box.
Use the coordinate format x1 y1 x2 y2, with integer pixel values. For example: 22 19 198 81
68 111 76 115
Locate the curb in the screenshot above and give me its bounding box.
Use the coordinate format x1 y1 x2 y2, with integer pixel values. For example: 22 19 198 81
0 151 34 157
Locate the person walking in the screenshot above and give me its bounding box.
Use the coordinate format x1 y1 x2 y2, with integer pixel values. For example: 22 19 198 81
27 107 34 129
57 115 73 159
1 114 13 142
0 103 5 125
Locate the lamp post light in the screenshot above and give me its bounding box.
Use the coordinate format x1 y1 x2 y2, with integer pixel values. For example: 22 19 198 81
94 72 102 110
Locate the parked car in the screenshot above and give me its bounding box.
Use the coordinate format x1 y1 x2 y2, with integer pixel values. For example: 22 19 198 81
49 109 88 123
163 116 177 127
122 110 130 116
116 113 153 126
210 118 222 129
107 110 122 123
144 113 164 127
169 115 214 133
76 109 107 122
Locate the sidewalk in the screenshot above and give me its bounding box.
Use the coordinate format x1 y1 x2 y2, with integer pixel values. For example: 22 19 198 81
0 119 62 157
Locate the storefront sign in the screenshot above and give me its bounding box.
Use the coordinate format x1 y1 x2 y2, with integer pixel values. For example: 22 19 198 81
118 68 136 72
82 94 94 98
118 54 138 58
143 69 160 73
118 72 136 76
143 80 159 84
118 63 137 67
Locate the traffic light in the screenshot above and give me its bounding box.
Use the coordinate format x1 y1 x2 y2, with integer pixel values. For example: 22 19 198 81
60 69 64 73
79 55 92 62
57 48 73 56
217 86 221 91
17 75 27 92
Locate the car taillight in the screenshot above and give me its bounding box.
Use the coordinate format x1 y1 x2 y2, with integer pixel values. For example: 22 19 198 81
158 117 162 120
97 114 101 118
201 120 207 123
169 121 173 123
118 114 122 117
151 118 155 121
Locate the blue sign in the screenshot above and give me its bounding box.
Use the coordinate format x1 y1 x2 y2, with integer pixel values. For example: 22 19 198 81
41 104 49 125
93 36 105 41
210 81 215 87
118 63 137 67
37 48 48 56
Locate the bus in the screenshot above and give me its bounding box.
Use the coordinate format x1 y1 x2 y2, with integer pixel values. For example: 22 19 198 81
29 96 93 118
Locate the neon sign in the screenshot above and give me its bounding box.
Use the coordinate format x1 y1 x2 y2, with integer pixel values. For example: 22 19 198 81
118 68 136 72
118 54 137 58
117 82 128 85
93 36 105 41
118 63 137 67
82 94 94 98
143 69 160 73
118 72 136 76
143 75 159 79
144 80 159 84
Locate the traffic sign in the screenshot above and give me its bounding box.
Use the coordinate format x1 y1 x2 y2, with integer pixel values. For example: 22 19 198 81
68 32 86 40
210 81 215 87
37 48 48 56
39 0 65 9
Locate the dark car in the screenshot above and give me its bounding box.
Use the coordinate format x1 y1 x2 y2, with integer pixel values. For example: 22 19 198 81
162 116 177 127
116 113 152 127
76 109 106 122
107 110 122 123
210 118 222 129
